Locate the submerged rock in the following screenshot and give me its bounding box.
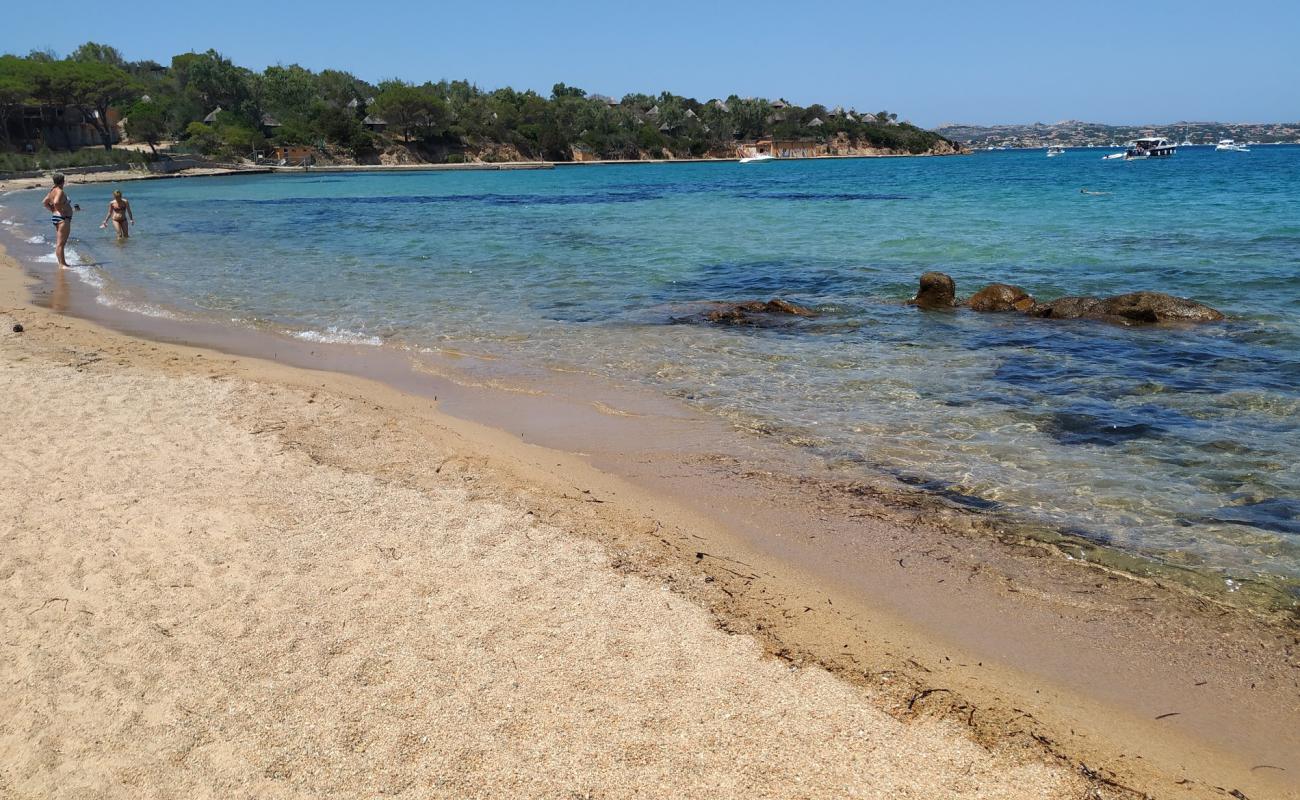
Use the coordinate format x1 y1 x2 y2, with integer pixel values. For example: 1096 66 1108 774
1205 498 1300 535
967 283 1035 312
700 298 817 325
912 272 957 309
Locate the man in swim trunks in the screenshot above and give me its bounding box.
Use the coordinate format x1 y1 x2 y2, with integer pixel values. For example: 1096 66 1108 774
41 173 76 268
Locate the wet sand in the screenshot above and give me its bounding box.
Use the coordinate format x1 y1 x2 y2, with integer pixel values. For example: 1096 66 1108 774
1 249 1297 799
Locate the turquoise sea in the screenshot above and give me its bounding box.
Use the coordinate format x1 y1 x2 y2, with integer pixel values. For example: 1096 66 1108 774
4 146 1299 599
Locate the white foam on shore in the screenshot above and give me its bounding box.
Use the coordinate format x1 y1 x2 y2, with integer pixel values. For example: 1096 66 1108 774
1 218 17 226
68 264 104 289
95 294 181 320
26 234 46 245
292 327 384 347
34 248 104 289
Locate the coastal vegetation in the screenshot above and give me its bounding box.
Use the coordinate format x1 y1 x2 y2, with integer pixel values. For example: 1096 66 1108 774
0 43 957 168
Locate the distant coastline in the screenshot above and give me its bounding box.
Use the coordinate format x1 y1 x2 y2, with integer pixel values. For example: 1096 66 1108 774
936 119 1300 148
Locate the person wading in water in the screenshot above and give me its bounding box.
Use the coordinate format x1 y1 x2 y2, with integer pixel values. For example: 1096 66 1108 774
100 190 134 239
41 173 78 268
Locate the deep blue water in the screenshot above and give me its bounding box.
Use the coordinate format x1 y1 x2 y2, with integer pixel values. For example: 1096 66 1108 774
4 145 1299 593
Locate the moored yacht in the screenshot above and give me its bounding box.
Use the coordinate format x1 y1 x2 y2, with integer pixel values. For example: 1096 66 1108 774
1047 145 1066 157
1215 139 1249 152
1121 137 1176 160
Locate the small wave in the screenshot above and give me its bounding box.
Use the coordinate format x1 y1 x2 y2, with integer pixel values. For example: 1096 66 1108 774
292 327 383 346
96 294 180 320
26 234 46 244
0 218 17 226
34 248 103 288
34 246 87 265
69 265 104 289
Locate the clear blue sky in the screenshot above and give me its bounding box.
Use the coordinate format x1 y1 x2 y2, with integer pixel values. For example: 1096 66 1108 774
4 0 1297 128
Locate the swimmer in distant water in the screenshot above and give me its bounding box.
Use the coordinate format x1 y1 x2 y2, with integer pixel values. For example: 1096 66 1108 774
1080 188 1110 196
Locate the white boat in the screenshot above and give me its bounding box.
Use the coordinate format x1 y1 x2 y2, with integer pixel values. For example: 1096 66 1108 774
1046 146 1066 157
1215 139 1249 152
1179 139 1194 146
739 153 775 164
1102 151 1126 160
1118 137 1176 160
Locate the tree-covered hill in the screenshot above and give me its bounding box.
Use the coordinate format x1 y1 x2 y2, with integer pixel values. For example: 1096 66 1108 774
1 43 960 167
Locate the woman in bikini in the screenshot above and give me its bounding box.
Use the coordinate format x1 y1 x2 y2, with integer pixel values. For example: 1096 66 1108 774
100 189 134 240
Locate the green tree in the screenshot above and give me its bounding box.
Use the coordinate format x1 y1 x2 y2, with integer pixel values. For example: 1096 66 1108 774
317 69 370 110
184 121 219 154
262 64 318 118
69 42 125 67
63 60 139 149
550 82 586 99
372 81 443 144
124 98 166 153
181 50 255 117
0 56 37 146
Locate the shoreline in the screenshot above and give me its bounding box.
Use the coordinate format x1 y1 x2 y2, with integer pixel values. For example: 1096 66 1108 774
0 148 965 190
5 182 1294 616
2 234 1297 797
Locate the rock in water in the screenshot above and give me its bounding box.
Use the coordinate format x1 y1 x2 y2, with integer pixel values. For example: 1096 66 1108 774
908 272 1225 325
968 283 1036 312
761 298 816 317
1030 292 1223 325
1095 291 1225 324
912 272 956 309
702 299 816 325
1028 296 1102 320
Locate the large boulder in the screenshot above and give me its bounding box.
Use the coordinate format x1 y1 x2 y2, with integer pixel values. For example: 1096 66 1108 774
702 298 816 325
912 272 957 309
1094 291 1225 324
968 283 1036 312
1028 296 1103 320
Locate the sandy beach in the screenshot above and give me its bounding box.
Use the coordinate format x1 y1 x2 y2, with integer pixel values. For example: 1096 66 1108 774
1 245 1296 800
0 254 1087 798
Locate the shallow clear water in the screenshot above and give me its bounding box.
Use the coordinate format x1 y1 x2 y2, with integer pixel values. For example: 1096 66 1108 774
6 147 1299 592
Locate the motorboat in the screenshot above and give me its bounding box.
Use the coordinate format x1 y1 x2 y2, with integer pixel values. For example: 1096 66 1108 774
739 153 775 164
1215 139 1249 152
1102 151 1126 160
1047 146 1066 157
1119 137 1176 160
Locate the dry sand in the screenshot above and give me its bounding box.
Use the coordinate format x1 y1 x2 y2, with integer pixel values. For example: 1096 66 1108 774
0 274 1091 796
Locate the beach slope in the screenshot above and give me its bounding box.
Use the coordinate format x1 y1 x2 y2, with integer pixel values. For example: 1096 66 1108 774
0 275 1082 796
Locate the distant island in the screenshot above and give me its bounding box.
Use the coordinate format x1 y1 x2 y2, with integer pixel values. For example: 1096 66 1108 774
935 119 1300 149
0 42 961 173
